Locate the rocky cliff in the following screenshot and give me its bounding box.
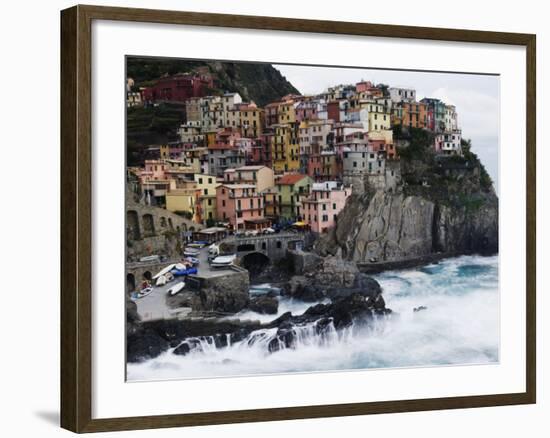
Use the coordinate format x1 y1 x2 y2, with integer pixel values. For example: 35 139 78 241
127 57 300 107
317 132 499 263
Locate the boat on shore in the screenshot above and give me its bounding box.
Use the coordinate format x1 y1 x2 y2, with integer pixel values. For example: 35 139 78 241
167 281 185 296
171 267 198 277
152 263 176 280
210 254 236 268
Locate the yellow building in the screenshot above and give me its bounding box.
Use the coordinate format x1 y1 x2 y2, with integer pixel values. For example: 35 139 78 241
277 100 297 125
272 124 300 173
205 130 218 147
239 104 264 138
193 174 219 224
368 129 394 145
361 100 391 132
165 182 198 218
159 145 170 159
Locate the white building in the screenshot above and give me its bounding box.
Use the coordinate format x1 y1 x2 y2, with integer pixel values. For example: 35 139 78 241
435 130 462 155
388 87 416 103
444 104 459 132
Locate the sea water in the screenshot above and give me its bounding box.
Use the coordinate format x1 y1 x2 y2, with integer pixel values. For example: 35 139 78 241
127 254 499 381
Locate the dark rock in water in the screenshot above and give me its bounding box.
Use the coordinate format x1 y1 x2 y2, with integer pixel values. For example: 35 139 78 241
284 256 383 303
248 295 279 314
126 317 263 363
353 274 383 297
173 342 191 356
127 268 392 362
413 306 428 313
127 329 170 363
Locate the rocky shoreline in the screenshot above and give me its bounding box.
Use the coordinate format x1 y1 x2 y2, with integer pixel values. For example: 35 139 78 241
127 253 391 363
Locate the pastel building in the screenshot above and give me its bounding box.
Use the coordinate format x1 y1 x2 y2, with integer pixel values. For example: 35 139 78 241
421 98 447 132
230 165 275 192
272 124 300 173
388 87 416 103
193 174 219 224
302 182 351 233
434 130 462 155
398 101 428 129
165 179 199 217
276 174 314 219
216 184 264 230
207 144 246 176
444 104 458 132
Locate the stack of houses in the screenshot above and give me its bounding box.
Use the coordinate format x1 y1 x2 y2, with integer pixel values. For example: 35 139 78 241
127 74 463 233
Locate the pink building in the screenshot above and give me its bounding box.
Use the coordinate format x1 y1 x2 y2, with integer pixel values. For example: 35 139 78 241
216 128 241 146
216 184 264 230
302 182 351 233
295 101 318 122
355 81 373 93
139 160 168 181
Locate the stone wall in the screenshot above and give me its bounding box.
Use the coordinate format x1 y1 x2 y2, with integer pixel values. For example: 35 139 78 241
126 193 202 261
223 233 306 262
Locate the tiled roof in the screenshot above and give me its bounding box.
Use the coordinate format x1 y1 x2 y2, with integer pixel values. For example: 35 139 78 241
277 174 308 185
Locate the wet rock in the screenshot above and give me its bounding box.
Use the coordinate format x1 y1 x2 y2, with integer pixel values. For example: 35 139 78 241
248 295 279 314
127 329 170 363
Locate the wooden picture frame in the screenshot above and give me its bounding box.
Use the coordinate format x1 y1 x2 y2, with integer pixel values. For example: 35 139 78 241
60 4 536 433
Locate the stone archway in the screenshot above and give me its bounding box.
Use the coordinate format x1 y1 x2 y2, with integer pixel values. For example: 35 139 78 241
126 273 136 292
143 271 152 281
126 210 140 240
241 252 270 276
142 214 155 237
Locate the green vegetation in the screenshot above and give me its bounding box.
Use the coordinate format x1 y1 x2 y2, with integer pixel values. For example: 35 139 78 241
396 127 495 203
461 138 494 190
126 57 300 107
126 58 300 165
394 126 436 163
126 103 185 166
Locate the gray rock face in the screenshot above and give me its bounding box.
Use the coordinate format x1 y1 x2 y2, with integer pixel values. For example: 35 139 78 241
166 270 250 314
317 188 498 263
196 271 250 313
248 295 279 314
284 255 381 302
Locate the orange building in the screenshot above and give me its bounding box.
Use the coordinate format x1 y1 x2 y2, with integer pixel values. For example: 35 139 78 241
399 102 427 129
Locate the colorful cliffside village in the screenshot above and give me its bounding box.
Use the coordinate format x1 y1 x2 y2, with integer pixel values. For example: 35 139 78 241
127 73 462 234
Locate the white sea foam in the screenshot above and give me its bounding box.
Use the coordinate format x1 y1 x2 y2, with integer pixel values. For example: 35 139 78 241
127 254 499 381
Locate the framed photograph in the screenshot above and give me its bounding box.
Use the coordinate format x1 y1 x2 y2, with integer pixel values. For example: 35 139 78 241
60 4 536 433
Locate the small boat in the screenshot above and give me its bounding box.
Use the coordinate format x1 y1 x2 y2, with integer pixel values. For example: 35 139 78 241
171 267 198 277
136 287 153 298
152 263 176 280
155 275 167 286
184 256 200 266
210 254 236 268
183 247 201 257
139 255 161 263
174 263 187 270
167 281 185 296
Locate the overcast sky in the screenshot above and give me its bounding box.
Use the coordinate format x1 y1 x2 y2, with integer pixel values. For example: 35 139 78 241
274 64 500 193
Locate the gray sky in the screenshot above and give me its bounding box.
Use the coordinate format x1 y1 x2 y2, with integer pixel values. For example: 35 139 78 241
274 64 499 193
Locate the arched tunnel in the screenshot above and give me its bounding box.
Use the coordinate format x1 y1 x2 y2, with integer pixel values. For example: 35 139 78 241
241 252 271 276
